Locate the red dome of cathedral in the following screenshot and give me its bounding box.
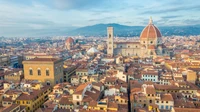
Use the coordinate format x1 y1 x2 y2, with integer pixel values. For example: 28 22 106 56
66 37 74 44
140 18 162 39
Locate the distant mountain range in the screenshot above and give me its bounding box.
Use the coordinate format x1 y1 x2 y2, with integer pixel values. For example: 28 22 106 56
67 23 200 37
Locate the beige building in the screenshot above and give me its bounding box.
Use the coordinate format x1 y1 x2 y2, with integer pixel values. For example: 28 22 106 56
107 18 166 58
23 58 63 86
0 55 10 66
187 70 197 84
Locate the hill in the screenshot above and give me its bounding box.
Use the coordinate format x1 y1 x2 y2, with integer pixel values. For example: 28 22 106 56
67 23 200 37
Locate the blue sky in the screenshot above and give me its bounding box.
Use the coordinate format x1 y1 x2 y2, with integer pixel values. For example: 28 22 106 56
0 0 200 37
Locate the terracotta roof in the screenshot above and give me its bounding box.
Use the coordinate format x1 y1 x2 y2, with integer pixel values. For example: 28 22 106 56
88 100 97 107
59 97 73 105
146 86 156 94
74 82 91 94
24 58 60 62
108 102 118 109
140 18 162 39
66 37 74 44
173 107 200 112
160 94 173 101
16 86 50 100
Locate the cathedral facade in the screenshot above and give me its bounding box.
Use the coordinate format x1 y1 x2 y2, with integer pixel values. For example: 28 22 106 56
107 18 166 58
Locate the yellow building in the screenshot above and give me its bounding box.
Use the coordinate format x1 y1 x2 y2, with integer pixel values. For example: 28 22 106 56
15 86 51 112
23 58 63 86
187 70 197 84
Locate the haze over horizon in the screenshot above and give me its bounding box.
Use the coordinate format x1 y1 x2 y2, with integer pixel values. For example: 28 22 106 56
1 0 200 37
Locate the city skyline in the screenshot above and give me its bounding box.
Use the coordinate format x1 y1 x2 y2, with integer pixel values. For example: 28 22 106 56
0 0 200 36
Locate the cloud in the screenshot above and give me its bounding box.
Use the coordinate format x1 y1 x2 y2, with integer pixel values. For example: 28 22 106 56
52 0 106 10
0 0 200 36
141 4 200 15
161 15 182 19
182 19 200 25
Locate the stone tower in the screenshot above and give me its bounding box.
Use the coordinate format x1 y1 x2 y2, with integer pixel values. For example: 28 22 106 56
107 27 114 57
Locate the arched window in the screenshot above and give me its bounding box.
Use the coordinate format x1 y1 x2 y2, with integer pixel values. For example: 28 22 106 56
29 68 33 75
38 69 41 76
46 69 49 76
109 34 111 38
46 81 50 86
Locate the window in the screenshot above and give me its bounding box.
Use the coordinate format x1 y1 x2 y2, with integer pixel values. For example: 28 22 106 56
29 69 33 75
143 41 145 43
150 51 153 55
76 96 79 99
109 34 111 38
120 46 122 48
128 46 130 48
150 41 153 44
157 101 159 103
47 81 50 86
38 69 41 76
46 69 49 76
166 101 168 103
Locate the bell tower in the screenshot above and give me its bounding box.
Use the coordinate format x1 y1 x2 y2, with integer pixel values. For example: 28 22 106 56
107 27 114 57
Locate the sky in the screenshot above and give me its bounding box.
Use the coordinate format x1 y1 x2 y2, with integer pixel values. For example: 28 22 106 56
0 0 200 37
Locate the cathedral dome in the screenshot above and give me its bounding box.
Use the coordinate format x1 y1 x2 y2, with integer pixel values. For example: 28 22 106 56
140 18 162 39
66 37 74 44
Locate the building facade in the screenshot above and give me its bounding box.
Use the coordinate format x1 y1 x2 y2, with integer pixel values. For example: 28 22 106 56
23 58 63 86
107 18 166 58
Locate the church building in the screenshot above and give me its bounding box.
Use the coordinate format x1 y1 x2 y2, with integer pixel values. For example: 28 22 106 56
107 18 166 58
